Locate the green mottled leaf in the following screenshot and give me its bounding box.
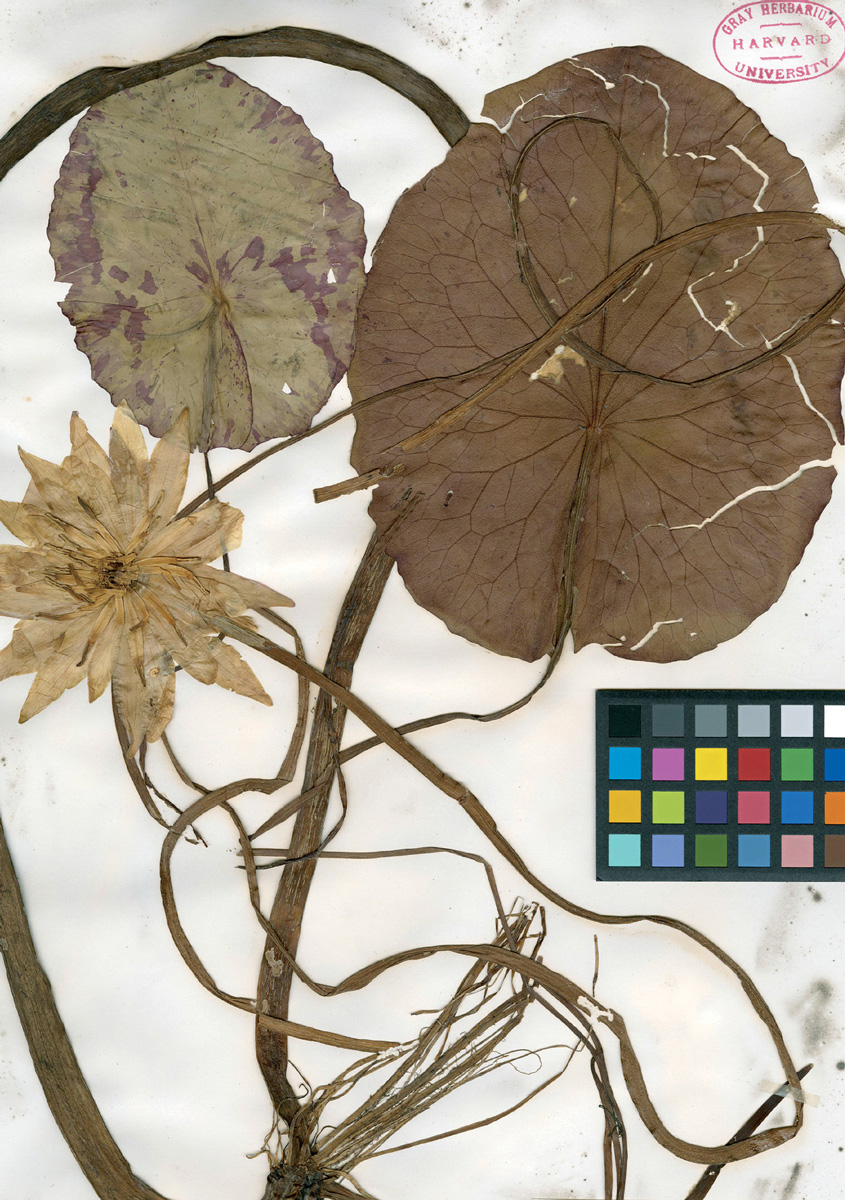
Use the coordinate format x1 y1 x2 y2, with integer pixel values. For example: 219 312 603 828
49 63 365 451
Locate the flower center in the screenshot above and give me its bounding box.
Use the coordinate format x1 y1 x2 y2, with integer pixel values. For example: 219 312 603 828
98 555 139 592
48 549 144 603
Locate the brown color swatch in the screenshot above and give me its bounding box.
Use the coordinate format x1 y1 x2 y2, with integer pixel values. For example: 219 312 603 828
824 835 845 867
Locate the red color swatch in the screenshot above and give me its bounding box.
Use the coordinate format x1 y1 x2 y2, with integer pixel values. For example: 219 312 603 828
738 747 770 781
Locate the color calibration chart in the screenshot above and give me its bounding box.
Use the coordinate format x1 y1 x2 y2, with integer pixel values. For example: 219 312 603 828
596 690 845 881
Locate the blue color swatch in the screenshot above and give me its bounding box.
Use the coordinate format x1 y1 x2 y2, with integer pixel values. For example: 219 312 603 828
781 791 814 824
737 834 771 868
652 834 684 867
825 748 845 781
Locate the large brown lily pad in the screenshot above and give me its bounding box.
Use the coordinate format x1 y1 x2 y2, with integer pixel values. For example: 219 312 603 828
49 64 365 452
349 46 845 662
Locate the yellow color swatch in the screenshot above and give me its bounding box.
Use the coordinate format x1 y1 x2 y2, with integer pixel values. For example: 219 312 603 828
695 747 727 781
609 790 641 823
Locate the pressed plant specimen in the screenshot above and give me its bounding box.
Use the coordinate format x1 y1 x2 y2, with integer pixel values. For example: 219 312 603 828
0 29 837 1200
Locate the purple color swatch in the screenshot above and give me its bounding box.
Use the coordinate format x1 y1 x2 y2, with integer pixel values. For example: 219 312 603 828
695 790 728 824
652 747 684 781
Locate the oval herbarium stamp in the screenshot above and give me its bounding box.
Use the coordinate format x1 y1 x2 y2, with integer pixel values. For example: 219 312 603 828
713 2 845 82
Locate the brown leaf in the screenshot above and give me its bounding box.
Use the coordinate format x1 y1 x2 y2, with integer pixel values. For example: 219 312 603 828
349 47 845 662
48 64 366 452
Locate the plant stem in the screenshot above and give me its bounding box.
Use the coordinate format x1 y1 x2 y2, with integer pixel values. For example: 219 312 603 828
0 27 469 187
0 809 171 1200
0 23 473 1195
684 1064 812 1200
253 532 394 1125
218 615 802 1138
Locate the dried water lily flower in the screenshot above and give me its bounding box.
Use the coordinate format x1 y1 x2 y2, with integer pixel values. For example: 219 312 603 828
0 406 292 754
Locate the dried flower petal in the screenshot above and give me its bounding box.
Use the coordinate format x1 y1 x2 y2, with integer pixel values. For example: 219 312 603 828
0 406 292 753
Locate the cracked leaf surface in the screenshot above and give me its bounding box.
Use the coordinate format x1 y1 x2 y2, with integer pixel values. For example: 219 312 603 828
49 64 365 451
349 46 845 662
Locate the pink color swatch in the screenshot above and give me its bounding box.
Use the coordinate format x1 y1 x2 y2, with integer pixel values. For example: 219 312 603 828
781 835 814 868
738 791 770 824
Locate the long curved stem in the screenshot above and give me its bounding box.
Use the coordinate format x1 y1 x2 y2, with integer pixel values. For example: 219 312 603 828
0 26 469 186
0 809 172 1200
214 615 803 1131
161 765 799 1172
0 20 480 1198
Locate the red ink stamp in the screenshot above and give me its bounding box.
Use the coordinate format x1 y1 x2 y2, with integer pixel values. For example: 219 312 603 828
713 2 845 82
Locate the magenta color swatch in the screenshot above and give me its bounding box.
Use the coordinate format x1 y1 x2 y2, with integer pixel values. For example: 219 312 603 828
652 747 684 781
781 835 814 868
738 791 770 824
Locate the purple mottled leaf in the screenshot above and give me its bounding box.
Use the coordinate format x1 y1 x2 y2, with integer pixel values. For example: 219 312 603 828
48 63 365 451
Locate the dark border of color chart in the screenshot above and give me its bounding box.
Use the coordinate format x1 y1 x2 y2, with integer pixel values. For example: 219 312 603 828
596 688 845 882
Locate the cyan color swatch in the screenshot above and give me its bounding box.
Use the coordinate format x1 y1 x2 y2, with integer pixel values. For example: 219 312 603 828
608 834 641 867
608 746 641 779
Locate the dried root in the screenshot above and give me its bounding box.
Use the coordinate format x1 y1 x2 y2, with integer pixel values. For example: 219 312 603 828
253 902 558 1198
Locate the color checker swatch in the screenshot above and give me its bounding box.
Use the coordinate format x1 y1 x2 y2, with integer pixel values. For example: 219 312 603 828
597 690 845 880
